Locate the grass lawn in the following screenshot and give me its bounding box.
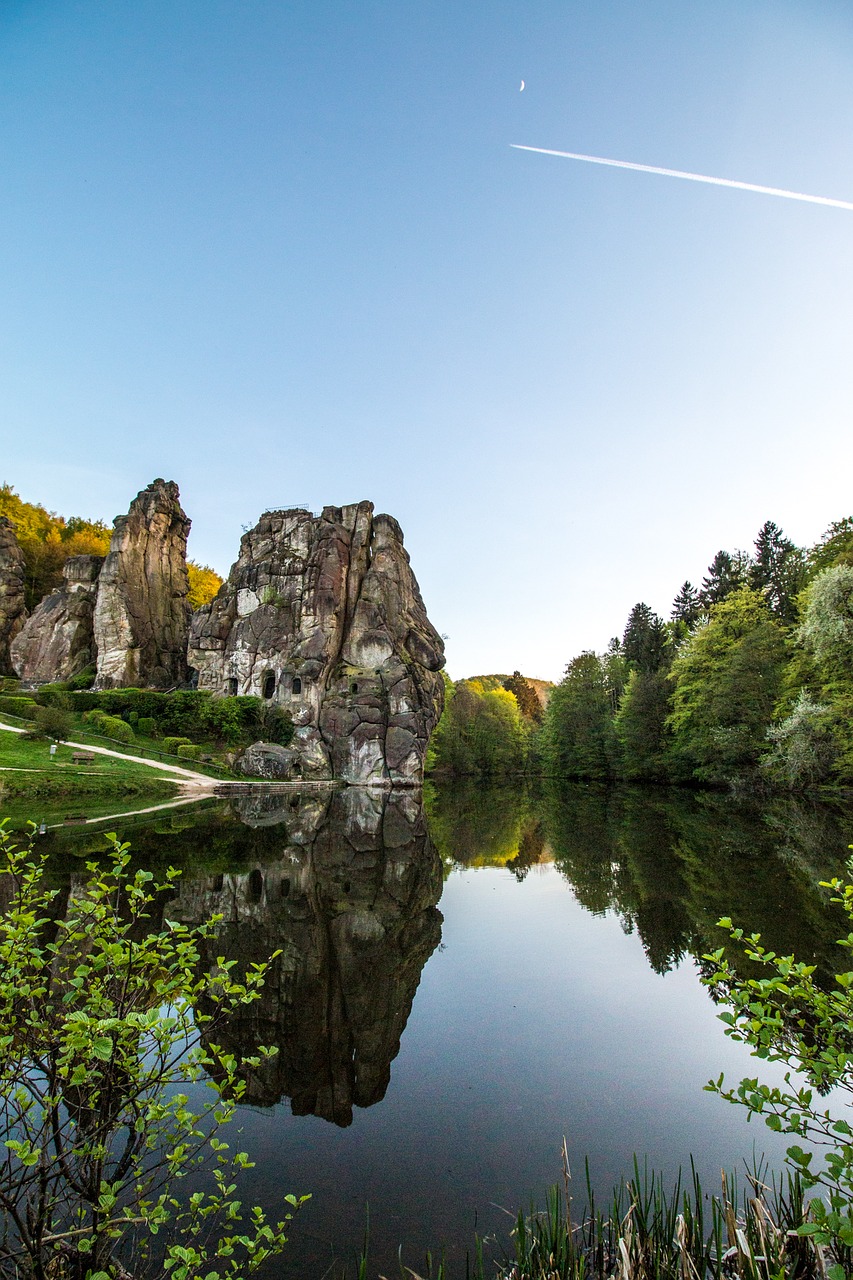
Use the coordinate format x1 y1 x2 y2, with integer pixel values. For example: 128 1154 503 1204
0 728 184 801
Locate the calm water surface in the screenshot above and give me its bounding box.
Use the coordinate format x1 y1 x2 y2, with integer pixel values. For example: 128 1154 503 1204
13 781 853 1276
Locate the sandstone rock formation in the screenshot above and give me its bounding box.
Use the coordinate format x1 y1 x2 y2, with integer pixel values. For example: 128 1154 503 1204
10 555 102 684
93 479 191 688
171 788 443 1125
188 503 444 785
0 518 28 676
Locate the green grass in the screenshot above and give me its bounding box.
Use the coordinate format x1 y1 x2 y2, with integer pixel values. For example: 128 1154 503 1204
0 729 183 800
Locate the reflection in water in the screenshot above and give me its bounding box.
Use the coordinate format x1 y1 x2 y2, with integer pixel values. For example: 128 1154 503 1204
425 781 853 979
170 788 443 1126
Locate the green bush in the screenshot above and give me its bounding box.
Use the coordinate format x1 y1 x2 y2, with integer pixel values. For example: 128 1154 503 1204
163 736 193 755
137 716 158 737
176 743 202 760
127 710 139 725
87 714 134 745
0 696 38 721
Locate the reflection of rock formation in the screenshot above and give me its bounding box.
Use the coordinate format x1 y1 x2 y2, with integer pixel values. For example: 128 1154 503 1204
0 517 28 675
11 555 102 683
171 788 443 1125
187 503 444 785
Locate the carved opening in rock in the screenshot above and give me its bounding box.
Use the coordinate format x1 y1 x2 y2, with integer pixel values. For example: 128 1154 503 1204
343 880 351 895
226 677 238 696
351 681 358 694
211 874 224 893
291 676 302 695
290 760 302 779
280 878 291 899
289 795 299 810
248 869 263 903
262 671 275 700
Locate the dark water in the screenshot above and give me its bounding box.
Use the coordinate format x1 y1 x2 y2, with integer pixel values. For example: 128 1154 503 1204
10 781 853 1276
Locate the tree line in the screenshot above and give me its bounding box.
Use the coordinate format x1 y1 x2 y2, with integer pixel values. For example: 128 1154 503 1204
429 516 853 790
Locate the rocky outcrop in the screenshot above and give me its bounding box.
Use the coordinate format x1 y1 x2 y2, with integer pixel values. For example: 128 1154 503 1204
93 480 191 688
171 788 443 1125
188 503 444 785
0 518 28 676
10 555 102 684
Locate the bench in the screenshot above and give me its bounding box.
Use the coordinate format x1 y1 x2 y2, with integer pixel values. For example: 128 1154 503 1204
71 751 96 765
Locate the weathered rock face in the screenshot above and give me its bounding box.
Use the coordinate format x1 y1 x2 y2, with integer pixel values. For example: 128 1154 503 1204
0 518 28 676
10 555 102 684
188 503 444 785
93 479 191 688
170 788 443 1125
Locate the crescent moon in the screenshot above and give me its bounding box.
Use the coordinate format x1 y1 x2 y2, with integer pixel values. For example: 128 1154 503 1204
520 80 525 91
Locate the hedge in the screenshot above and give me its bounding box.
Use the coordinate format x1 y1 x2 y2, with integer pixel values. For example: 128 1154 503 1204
0 696 39 721
137 717 158 737
163 737 193 755
34 688 292 746
81 709 135 744
176 743 202 760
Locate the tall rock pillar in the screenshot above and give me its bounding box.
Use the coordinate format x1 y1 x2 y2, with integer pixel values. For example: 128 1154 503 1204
0 517 28 676
93 479 191 688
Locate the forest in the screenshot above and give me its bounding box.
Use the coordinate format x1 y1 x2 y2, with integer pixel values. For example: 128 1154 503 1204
429 516 853 791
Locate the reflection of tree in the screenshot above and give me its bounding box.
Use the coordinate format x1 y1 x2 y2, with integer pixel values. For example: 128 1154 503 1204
424 780 542 870
538 782 853 980
171 789 443 1127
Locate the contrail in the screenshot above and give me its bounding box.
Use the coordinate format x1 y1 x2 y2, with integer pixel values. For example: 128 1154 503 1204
510 144 853 212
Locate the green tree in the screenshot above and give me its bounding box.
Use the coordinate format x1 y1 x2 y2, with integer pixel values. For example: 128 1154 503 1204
614 669 672 781
699 550 746 612
0 824 306 1279
543 652 615 779
808 516 853 575
670 581 701 635
668 587 786 783
622 602 669 673
502 671 543 724
749 519 806 623
428 679 527 776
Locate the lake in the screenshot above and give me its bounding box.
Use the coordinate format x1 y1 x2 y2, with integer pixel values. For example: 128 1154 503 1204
8 780 853 1276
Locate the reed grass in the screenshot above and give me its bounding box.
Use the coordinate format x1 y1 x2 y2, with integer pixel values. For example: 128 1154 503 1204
355 1146 840 1280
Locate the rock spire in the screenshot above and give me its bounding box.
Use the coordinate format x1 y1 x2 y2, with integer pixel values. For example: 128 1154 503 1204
93 479 191 688
0 518 28 676
188 502 445 785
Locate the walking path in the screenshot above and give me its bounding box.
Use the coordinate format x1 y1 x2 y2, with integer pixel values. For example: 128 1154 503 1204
0 720 216 787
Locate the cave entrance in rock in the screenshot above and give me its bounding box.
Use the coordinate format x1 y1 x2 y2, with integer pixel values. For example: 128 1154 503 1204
226 677 238 696
290 760 302 779
262 672 275 699
291 676 302 695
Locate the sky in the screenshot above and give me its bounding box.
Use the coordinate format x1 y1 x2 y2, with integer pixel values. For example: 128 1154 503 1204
2 1 852 682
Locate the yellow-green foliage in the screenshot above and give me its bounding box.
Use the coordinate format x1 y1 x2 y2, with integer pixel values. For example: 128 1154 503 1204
0 484 111 609
428 678 528 776
187 561 223 610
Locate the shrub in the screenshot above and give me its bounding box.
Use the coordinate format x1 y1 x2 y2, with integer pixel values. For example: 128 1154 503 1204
0 826 306 1278
0 696 38 721
703 865 853 1277
163 736 193 755
127 710 139 725
176 743 202 760
137 715 158 737
26 700 73 742
90 714 134 744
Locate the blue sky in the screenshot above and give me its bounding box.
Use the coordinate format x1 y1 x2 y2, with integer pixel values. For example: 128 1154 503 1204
2 1 852 680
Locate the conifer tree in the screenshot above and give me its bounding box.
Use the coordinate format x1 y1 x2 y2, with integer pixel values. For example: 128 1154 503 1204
671 581 701 631
749 519 805 623
699 550 745 610
622 602 668 673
